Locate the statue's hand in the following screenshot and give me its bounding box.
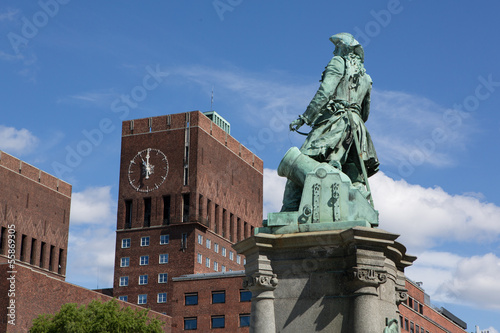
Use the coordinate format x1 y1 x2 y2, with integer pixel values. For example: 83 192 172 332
289 118 305 132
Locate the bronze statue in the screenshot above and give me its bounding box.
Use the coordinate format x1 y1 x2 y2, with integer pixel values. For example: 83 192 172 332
282 32 379 212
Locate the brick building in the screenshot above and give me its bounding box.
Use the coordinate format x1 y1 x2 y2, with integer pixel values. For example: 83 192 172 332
399 279 468 333
0 150 171 332
0 151 71 279
112 111 263 329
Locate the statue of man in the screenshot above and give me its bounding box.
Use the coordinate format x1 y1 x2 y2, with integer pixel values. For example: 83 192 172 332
282 32 379 212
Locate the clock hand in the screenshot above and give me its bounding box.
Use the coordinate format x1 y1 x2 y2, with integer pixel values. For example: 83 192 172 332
145 148 152 179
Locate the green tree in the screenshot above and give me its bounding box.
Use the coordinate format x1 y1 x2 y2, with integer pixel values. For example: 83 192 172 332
30 299 165 333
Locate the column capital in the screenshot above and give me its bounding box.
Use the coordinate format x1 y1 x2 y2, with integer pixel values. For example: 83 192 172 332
243 272 278 291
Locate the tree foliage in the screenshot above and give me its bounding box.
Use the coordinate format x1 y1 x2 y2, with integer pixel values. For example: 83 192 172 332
30 299 165 333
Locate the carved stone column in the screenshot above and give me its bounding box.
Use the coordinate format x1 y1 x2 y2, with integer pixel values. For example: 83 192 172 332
347 267 389 333
234 227 416 333
243 272 278 333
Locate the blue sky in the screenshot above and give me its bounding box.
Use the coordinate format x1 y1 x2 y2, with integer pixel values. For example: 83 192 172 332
1 0 500 331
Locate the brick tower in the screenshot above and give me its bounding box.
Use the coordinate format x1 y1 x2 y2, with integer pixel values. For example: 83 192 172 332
112 111 263 316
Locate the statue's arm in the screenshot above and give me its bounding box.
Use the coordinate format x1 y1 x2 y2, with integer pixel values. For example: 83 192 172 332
302 56 345 125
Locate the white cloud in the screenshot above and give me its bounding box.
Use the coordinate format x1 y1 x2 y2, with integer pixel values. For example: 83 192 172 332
371 172 500 251
434 253 500 310
70 186 116 225
484 327 499 333
0 125 39 155
263 168 287 218
60 91 119 109
370 89 477 172
67 186 117 288
406 252 500 312
66 226 116 289
0 8 19 22
171 65 312 127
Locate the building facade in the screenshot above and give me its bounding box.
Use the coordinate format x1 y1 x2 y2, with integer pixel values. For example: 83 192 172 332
112 111 263 322
0 150 171 332
0 150 71 280
399 279 468 333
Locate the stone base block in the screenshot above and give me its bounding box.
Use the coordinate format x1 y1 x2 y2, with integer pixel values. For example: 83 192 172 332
234 227 416 333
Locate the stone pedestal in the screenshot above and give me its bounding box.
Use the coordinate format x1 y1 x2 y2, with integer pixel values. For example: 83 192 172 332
234 227 415 333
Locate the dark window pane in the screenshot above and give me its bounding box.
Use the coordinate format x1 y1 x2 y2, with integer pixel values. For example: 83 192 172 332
185 293 198 305
184 317 197 330
212 291 225 304
240 314 250 327
211 316 225 328
240 290 252 302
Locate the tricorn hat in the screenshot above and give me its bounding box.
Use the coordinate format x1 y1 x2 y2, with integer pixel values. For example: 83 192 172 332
330 32 365 62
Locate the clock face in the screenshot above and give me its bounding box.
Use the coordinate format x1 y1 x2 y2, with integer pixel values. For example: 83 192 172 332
128 148 169 193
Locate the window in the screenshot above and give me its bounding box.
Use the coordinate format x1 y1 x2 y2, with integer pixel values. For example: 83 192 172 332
157 293 167 303
197 253 202 264
221 265 226 272
400 315 403 329
408 297 413 308
139 275 148 285
119 276 129 287
163 195 171 225
212 291 225 304
222 247 226 257
214 243 219 253
240 290 252 302
141 236 150 247
214 261 219 271
410 322 414 333
419 303 423 314
125 200 132 229
416 325 419 333
144 197 151 227
197 234 203 244
120 257 130 267
404 319 409 331
211 315 225 329
185 293 198 305
184 317 197 330
138 294 147 305
118 295 128 302
239 314 250 327
181 233 188 250
160 234 169 244
206 238 211 249
121 238 131 248
159 253 168 264
236 255 241 264
229 251 234 260
140 255 149 266
30 238 37 265
58 249 64 274
182 193 190 222
158 273 168 283
244 258 246 265
206 257 210 268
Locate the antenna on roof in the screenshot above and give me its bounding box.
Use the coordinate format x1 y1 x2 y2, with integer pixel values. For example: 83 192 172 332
210 85 214 111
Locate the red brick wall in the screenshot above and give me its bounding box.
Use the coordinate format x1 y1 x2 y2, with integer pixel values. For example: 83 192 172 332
113 111 262 316
399 280 467 333
171 274 250 332
0 263 171 333
0 151 71 278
